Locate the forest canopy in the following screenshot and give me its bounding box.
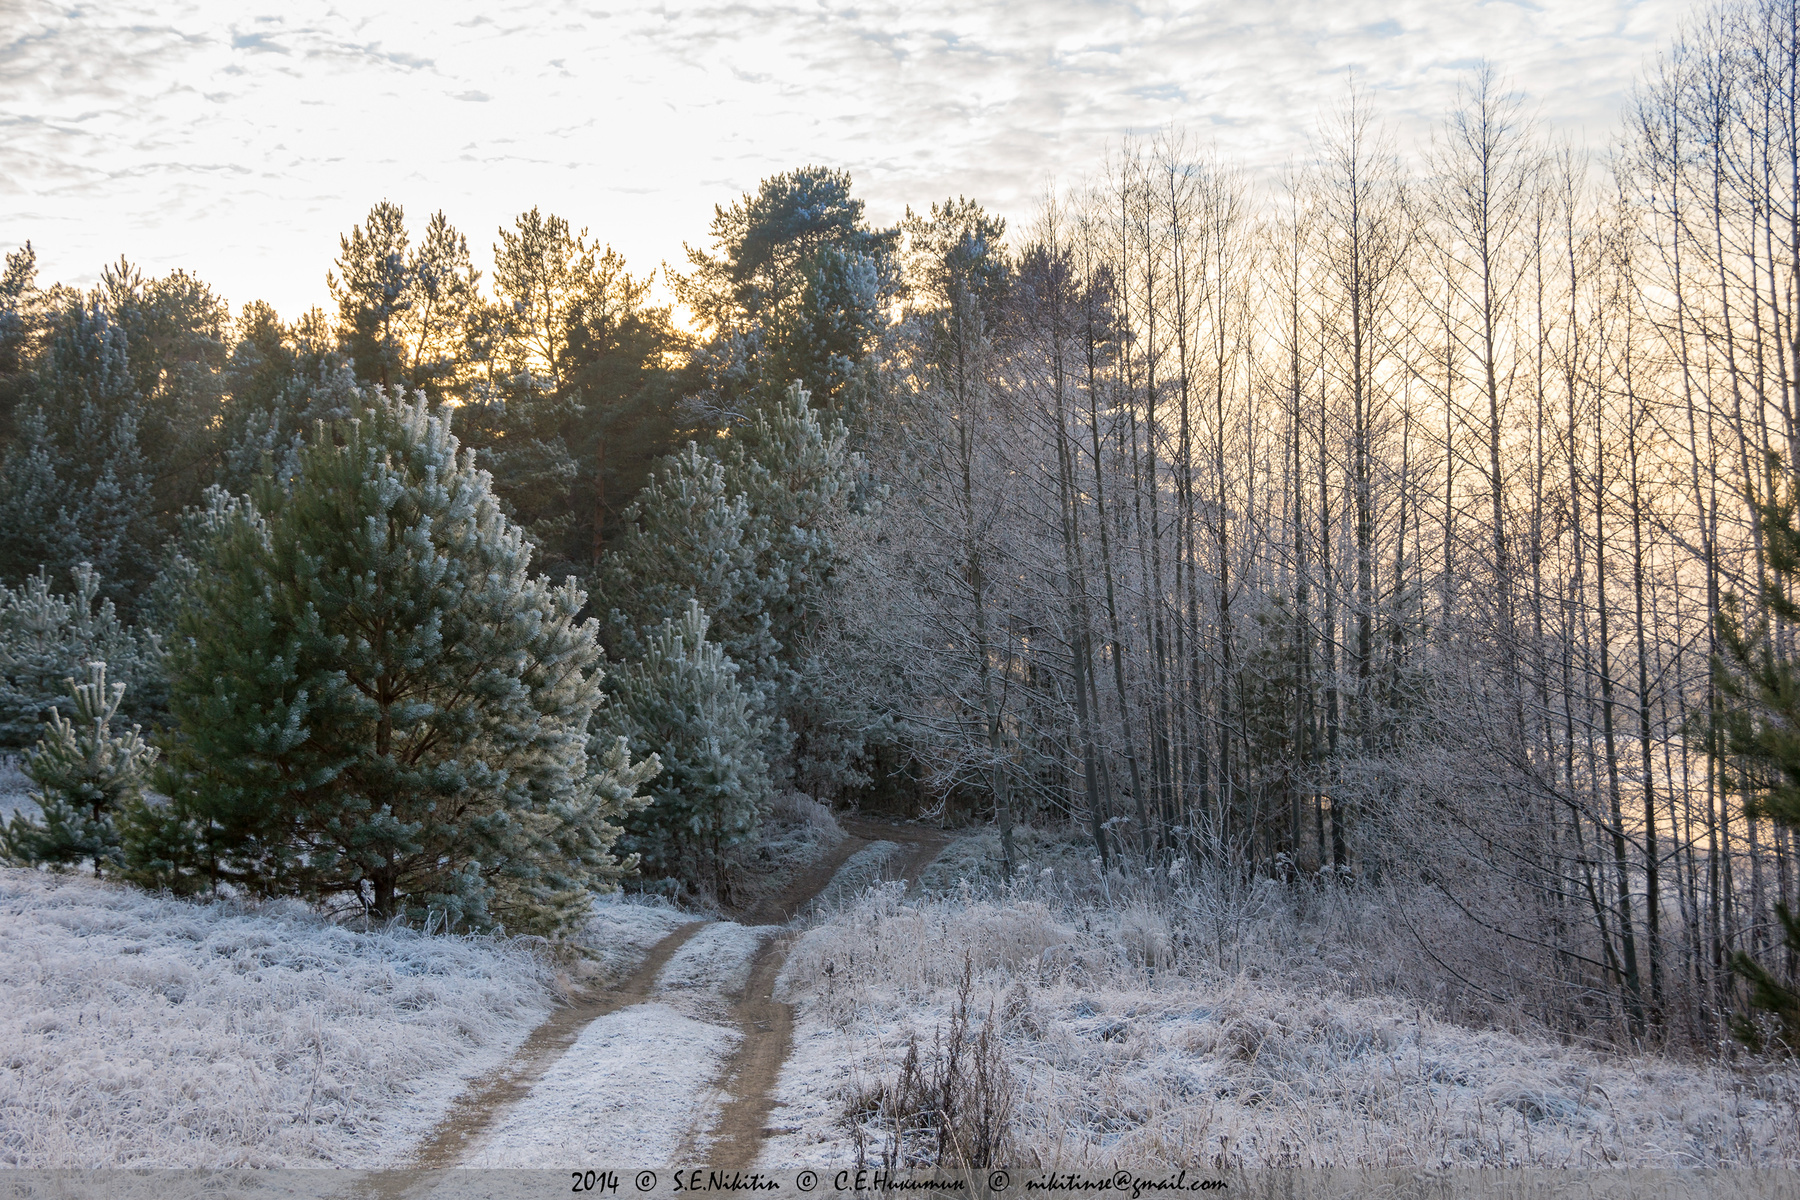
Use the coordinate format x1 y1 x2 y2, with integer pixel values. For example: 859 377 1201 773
3 0 1800 1049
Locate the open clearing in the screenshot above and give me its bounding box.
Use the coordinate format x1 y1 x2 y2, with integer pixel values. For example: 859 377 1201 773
3 815 1796 1169
764 833 1800 1170
0 867 556 1167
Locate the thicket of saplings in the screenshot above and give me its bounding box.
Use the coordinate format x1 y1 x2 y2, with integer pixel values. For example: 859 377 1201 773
3 0 1800 1061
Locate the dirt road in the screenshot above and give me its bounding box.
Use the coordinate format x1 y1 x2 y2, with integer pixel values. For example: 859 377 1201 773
694 817 952 1168
413 920 710 1167
409 816 949 1168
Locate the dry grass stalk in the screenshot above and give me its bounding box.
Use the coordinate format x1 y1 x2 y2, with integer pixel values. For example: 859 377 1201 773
841 955 1016 1169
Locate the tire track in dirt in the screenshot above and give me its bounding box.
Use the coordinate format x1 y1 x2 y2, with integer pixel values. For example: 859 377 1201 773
411 919 707 1168
408 817 949 1170
697 818 952 1169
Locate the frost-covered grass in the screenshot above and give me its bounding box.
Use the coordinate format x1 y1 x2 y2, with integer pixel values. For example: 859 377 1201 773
658 922 772 997
765 834 1800 1170
0 754 33 823
461 1001 739 1166
0 866 564 1167
770 791 845 842
916 824 1093 895
808 840 903 916
582 893 702 984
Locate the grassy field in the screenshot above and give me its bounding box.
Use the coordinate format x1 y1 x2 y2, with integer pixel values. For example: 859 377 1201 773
0 867 689 1166
768 830 1800 1170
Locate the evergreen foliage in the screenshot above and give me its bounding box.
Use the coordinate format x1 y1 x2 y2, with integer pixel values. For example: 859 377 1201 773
903 197 1011 323
455 208 689 577
0 264 233 615
402 211 481 400
677 166 896 416
0 301 159 611
223 300 301 418
1715 462 1800 1052
486 206 601 397
602 600 770 889
0 563 161 750
601 441 774 682
328 201 413 391
718 383 874 795
0 408 69 590
215 359 365 496
0 241 57 448
601 383 871 795
329 202 479 400
143 389 656 933
2 662 158 876
95 258 232 517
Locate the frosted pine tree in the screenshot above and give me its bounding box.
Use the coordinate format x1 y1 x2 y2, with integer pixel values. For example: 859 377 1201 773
0 562 161 749
600 441 779 694
720 383 872 796
147 390 656 933
1716 469 1800 1050
601 384 872 797
0 302 158 612
603 600 769 892
0 408 71 588
216 358 365 495
2 662 157 876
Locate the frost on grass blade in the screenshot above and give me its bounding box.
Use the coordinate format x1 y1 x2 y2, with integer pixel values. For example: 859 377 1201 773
0 867 557 1167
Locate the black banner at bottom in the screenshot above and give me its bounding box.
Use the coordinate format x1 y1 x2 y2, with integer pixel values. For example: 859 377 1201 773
1 1170 1797 1200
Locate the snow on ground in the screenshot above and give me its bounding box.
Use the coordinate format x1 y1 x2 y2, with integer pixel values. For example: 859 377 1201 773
761 853 1800 1170
459 1001 739 1166
0 866 560 1167
657 921 772 998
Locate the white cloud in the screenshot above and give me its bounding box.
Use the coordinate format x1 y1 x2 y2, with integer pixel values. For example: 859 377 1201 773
1 0 1688 318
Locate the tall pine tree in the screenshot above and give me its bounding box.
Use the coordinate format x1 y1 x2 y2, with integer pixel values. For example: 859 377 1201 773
1715 459 1800 1051
144 389 657 932
676 167 896 419
0 300 159 613
602 383 871 797
601 600 770 893
457 208 687 578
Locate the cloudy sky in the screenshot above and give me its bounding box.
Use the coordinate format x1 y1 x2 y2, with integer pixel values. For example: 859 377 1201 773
4 0 1686 319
